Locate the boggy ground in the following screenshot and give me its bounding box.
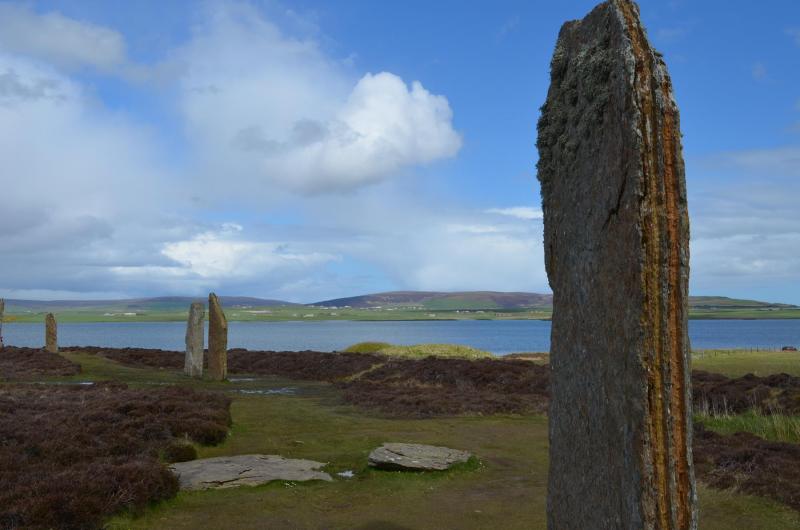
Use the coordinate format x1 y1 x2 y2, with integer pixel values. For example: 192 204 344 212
0 381 231 529
4 347 800 529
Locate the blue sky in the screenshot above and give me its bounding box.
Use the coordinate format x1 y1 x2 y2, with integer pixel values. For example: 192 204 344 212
0 0 798 303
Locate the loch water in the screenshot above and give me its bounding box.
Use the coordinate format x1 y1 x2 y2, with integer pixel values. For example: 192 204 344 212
3 319 799 355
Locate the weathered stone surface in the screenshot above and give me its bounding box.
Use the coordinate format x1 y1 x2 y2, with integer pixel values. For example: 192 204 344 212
0 298 5 349
367 443 471 471
208 293 228 381
536 1 696 528
44 313 58 353
170 454 332 490
184 302 204 378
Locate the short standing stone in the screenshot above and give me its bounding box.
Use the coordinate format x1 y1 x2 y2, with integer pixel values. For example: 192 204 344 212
184 302 204 378
537 1 696 528
368 443 472 471
170 454 332 490
208 293 228 381
45 313 58 353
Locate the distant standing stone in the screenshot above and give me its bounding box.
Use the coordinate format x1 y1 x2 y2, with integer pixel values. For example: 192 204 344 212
45 313 58 353
170 454 332 490
184 302 204 378
537 1 696 528
208 293 228 381
0 298 5 349
368 443 472 471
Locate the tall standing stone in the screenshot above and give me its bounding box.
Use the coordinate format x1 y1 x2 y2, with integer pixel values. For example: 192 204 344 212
0 299 5 349
45 313 58 353
207 293 228 381
536 1 695 528
185 302 205 378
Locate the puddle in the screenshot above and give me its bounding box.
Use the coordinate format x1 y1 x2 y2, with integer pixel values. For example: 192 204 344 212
236 387 296 396
229 377 257 382
337 470 355 479
31 381 95 386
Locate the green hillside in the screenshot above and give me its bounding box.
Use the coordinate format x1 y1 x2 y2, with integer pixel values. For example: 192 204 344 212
1 292 797 322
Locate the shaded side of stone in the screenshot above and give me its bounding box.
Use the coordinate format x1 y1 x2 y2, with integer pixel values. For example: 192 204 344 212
536 1 695 528
184 302 205 378
44 313 58 353
208 293 228 381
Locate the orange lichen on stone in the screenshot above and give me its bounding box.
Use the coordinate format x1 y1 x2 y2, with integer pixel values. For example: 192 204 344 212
538 1 695 528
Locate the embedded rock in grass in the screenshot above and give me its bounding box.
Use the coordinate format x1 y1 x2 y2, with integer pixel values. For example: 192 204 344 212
184 302 205 378
208 293 228 381
537 0 696 528
170 454 333 490
368 443 472 471
45 313 58 353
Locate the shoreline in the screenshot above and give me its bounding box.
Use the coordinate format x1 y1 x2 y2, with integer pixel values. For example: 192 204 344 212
3 315 800 323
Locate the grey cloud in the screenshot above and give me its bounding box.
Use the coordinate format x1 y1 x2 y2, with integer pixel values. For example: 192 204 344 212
232 125 282 153
233 119 329 154
0 69 64 104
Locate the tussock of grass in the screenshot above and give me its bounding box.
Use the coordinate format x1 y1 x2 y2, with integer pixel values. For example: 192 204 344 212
342 342 392 354
696 409 800 444
344 342 493 360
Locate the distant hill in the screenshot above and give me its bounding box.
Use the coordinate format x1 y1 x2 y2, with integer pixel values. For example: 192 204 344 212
5 296 298 312
312 291 798 311
687 296 797 309
4 292 795 314
311 291 553 310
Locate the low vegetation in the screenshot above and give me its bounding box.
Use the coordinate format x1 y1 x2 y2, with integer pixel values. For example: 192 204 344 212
0 346 82 380
344 341 493 359
338 356 550 417
3 346 799 528
693 370 800 416
694 422 800 512
0 383 231 528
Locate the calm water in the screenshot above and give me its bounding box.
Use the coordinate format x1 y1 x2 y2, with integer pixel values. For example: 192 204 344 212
2 319 799 354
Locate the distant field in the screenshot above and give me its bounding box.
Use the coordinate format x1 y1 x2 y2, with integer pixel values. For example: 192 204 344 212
1 306 552 323
4 305 800 323
692 349 800 377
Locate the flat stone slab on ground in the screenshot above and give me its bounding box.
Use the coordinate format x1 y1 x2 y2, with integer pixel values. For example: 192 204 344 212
170 454 332 490
368 443 472 471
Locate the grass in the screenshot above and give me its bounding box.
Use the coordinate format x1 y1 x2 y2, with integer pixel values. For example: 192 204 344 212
6 348 800 528
693 349 800 377
696 409 800 444
344 341 493 359
692 349 800 445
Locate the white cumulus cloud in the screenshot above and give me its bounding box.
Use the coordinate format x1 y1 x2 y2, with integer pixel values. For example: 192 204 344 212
175 2 461 195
